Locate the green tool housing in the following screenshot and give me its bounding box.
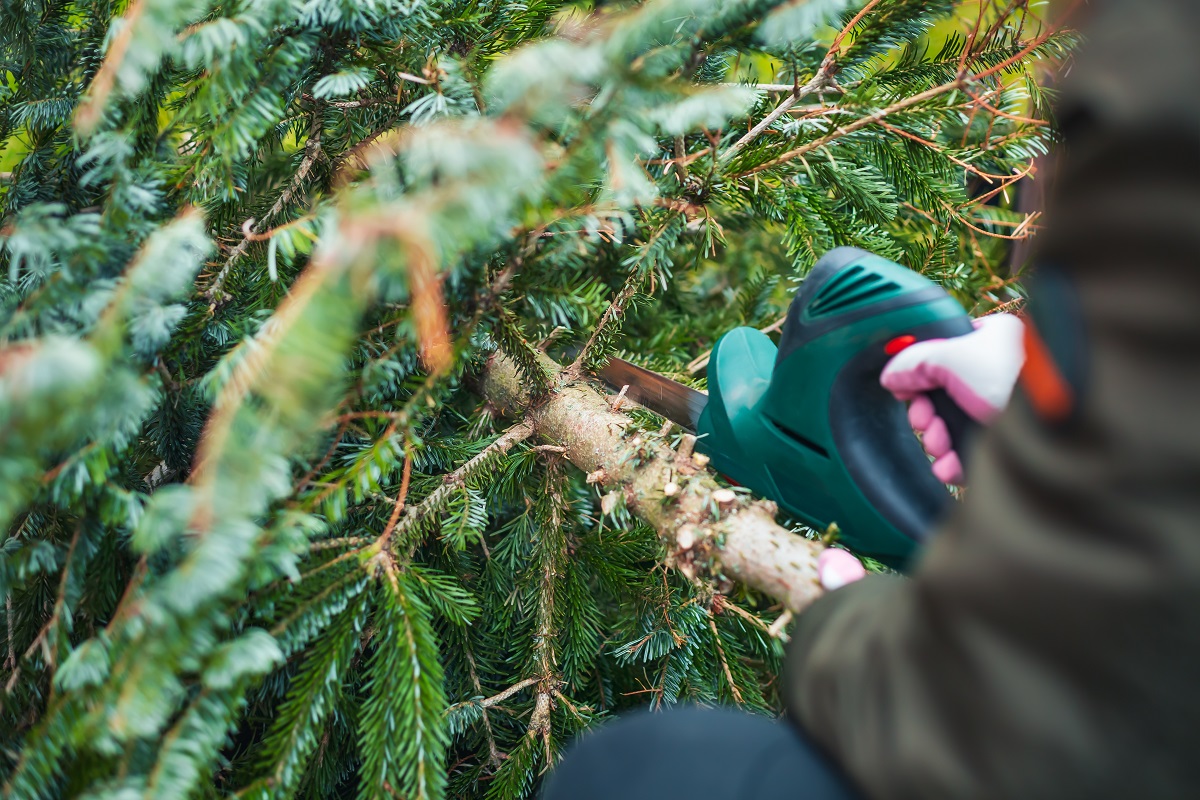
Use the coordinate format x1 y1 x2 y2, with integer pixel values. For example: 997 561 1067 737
696 247 977 567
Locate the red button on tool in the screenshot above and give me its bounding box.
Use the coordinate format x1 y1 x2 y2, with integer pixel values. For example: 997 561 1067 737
884 334 916 355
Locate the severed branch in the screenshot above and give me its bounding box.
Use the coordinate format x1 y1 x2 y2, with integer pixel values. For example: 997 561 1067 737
481 352 828 613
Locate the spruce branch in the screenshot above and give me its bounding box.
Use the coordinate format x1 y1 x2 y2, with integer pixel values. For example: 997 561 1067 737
567 212 683 378
452 630 518 768
566 271 643 379
384 422 535 557
73 0 146 135
5 522 84 694
0 0 1069 791
482 352 828 614
525 458 568 760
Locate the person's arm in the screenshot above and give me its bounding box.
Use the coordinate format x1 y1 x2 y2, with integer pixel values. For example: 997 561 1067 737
784 2 1200 798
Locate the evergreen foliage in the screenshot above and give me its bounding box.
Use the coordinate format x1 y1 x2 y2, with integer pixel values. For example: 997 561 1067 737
0 0 1071 796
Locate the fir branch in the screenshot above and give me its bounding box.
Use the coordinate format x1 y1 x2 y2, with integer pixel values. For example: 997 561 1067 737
482 351 829 613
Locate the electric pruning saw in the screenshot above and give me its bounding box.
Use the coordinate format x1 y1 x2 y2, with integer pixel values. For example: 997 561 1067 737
597 246 980 569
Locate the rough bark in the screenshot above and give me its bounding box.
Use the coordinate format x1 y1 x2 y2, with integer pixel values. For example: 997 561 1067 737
482 352 828 613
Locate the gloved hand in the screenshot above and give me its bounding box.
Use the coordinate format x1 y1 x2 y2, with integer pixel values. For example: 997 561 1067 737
880 313 1026 485
818 548 867 591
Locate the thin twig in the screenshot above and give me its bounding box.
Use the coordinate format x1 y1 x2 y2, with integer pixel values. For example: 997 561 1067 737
378 446 412 547
294 421 349 493
5 595 13 672
687 312 786 374
672 135 688 185
766 609 793 641
957 0 989 77
568 274 642 377
447 677 540 713
708 615 744 704
737 27 1059 178
873 120 1003 182
965 161 1036 207
718 0 878 163
457 631 508 768
381 422 535 554
954 210 1040 241
238 214 318 243
963 89 1050 127
737 80 957 177
722 83 808 92
205 116 324 301
830 0 882 52
331 122 401 181
308 536 370 551
981 0 1026 50
716 596 779 639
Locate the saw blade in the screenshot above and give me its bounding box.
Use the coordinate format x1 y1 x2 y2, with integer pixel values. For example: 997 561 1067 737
597 357 707 431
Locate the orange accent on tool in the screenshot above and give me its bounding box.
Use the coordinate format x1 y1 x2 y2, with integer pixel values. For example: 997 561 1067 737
884 334 917 355
1020 322 1074 420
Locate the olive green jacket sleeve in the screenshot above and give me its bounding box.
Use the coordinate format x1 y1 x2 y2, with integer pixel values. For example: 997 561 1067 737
783 2 1200 798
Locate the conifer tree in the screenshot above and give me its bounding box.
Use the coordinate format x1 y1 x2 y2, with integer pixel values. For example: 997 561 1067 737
0 0 1071 797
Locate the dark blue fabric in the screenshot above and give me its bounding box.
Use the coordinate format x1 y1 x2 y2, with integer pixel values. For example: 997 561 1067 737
541 706 861 800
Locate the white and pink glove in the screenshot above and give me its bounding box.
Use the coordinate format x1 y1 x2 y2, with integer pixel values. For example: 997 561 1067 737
816 313 1024 592
880 313 1026 485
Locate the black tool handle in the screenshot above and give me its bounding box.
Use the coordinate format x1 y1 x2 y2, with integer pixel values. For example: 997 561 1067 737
927 388 982 480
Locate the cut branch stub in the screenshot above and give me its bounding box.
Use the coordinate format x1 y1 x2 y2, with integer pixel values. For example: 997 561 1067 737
481 351 827 613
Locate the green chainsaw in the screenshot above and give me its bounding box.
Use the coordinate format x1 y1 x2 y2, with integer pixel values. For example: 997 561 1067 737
598 246 979 569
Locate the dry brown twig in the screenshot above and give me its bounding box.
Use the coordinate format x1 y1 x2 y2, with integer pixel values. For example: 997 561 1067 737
718 0 881 164
735 17 1061 179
